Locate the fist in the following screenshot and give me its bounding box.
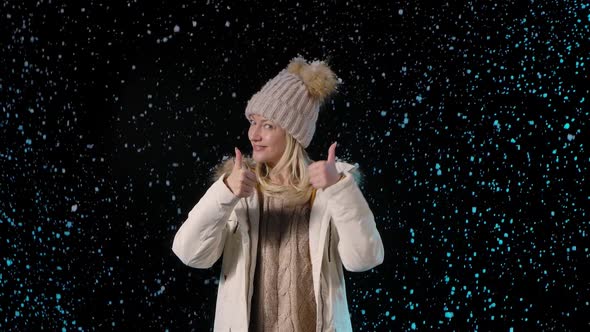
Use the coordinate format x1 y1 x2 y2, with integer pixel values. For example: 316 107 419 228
225 147 257 197
308 142 343 189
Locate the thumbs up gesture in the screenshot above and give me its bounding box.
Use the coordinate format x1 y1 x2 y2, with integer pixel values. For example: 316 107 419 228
308 142 343 189
224 147 257 197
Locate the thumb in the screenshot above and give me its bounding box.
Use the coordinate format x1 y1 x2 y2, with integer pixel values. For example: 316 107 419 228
327 142 337 163
234 147 243 170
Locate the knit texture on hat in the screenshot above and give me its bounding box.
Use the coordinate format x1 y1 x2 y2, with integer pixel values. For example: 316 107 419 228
245 56 338 148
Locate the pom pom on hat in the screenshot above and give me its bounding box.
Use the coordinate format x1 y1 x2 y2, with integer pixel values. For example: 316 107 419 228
287 56 338 103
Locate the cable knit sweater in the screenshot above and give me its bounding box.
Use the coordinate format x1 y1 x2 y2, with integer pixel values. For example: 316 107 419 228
249 190 317 332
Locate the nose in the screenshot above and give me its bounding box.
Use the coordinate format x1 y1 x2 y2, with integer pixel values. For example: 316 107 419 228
249 124 261 142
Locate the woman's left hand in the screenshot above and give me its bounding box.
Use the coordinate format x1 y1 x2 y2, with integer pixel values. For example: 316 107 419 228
308 142 343 189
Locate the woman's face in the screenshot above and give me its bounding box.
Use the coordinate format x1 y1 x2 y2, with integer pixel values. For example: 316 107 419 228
248 114 287 167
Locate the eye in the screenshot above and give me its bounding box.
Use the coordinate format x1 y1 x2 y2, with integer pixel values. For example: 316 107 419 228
264 124 273 129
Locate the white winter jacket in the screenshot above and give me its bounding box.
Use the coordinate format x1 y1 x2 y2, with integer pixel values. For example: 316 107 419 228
172 160 385 331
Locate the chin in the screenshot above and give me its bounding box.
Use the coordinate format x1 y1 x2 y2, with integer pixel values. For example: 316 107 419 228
252 154 266 164
253 155 275 166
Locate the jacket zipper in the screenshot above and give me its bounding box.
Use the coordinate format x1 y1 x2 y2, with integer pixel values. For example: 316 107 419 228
244 198 252 329
328 220 332 262
244 189 261 330
232 221 239 234
319 285 324 332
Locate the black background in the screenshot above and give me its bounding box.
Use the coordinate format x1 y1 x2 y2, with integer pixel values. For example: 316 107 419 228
1 0 589 330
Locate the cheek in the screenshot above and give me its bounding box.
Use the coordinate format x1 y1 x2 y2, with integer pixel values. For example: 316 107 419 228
271 133 282 145
274 136 286 152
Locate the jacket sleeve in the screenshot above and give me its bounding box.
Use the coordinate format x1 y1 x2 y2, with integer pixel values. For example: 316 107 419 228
172 173 240 269
321 169 385 272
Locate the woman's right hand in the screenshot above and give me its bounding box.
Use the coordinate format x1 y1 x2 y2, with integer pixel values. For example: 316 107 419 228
224 147 257 197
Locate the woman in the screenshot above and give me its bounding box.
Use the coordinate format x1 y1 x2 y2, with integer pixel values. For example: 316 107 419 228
172 56 384 331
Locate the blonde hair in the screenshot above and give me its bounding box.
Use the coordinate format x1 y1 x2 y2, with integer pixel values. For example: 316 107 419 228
254 131 314 206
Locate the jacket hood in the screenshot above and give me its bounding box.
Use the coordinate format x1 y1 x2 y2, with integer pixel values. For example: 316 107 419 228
210 155 257 184
210 155 365 187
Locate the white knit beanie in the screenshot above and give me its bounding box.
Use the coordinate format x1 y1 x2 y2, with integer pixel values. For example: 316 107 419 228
244 56 339 148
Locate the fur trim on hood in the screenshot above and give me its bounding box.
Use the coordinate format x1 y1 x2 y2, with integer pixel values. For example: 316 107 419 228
210 155 257 184
210 156 364 187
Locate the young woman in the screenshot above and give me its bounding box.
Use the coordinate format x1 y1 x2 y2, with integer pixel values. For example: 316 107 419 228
172 56 384 331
